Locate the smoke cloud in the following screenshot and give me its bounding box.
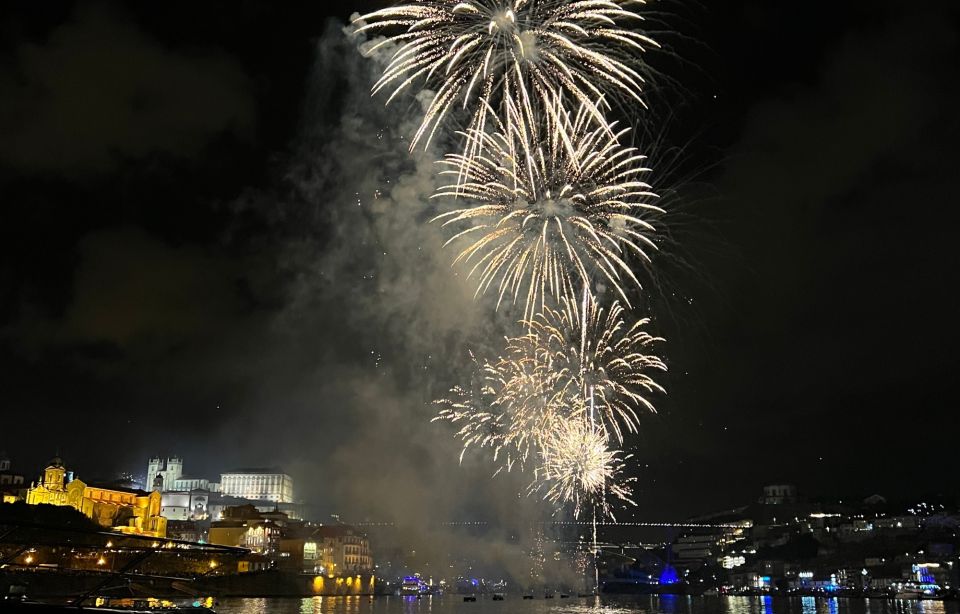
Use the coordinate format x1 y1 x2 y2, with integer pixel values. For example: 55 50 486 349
217 20 579 587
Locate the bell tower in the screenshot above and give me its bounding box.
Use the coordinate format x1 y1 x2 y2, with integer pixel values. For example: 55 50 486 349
42 457 66 491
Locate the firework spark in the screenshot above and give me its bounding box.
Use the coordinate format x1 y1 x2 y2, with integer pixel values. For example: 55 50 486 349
433 343 567 473
353 0 659 150
434 293 664 513
528 292 666 444
433 95 662 318
535 413 635 517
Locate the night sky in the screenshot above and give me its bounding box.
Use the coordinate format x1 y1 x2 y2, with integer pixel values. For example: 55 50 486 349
1 0 958 524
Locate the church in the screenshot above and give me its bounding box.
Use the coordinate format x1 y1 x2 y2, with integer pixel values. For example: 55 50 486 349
25 457 167 538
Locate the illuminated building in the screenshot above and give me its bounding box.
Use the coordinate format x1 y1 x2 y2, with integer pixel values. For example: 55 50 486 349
171 477 218 492
160 490 211 520
285 524 373 574
208 505 287 555
25 457 167 537
319 525 372 573
145 457 223 493
220 468 293 503
146 457 183 492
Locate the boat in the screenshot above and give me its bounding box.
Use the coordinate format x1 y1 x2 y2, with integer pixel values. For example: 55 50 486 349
401 575 430 595
895 581 941 600
895 587 922 599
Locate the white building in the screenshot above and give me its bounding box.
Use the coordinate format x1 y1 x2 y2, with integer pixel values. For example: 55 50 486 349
171 477 220 492
220 469 293 503
146 457 183 491
160 490 211 521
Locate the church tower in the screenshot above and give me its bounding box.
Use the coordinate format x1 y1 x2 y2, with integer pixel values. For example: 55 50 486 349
166 457 183 485
42 457 66 491
146 457 163 493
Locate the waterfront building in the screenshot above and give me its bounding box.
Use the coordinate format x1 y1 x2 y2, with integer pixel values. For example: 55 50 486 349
220 468 293 503
146 456 183 492
286 524 373 574
25 457 167 537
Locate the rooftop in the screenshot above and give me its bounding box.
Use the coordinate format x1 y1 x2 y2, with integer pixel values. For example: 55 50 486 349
221 468 287 476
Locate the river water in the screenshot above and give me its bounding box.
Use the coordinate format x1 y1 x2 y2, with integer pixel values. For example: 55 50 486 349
215 595 960 614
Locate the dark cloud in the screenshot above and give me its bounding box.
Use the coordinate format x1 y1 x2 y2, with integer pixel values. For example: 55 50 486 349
0 2 254 175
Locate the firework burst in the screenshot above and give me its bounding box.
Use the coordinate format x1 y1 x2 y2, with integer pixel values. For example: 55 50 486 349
528 292 666 444
353 0 659 150
433 343 567 474
433 95 662 318
434 292 664 513
534 413 635 517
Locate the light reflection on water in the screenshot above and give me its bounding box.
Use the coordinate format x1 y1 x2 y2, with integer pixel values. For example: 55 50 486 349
214 596 959 614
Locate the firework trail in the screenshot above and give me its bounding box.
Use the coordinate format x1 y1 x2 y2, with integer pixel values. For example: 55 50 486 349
433 94 662 319
353 0 659 151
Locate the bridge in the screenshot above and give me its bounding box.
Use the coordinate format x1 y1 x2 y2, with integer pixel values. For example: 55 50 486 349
349 520 748 529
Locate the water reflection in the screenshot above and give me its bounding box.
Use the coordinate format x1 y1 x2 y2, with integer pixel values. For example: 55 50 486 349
215 596 960 614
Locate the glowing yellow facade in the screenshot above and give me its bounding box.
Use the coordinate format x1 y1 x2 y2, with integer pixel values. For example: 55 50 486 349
25 458 167 537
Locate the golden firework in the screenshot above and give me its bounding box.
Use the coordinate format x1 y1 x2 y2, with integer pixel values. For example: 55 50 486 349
433 95 662 318
353 0 658 150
